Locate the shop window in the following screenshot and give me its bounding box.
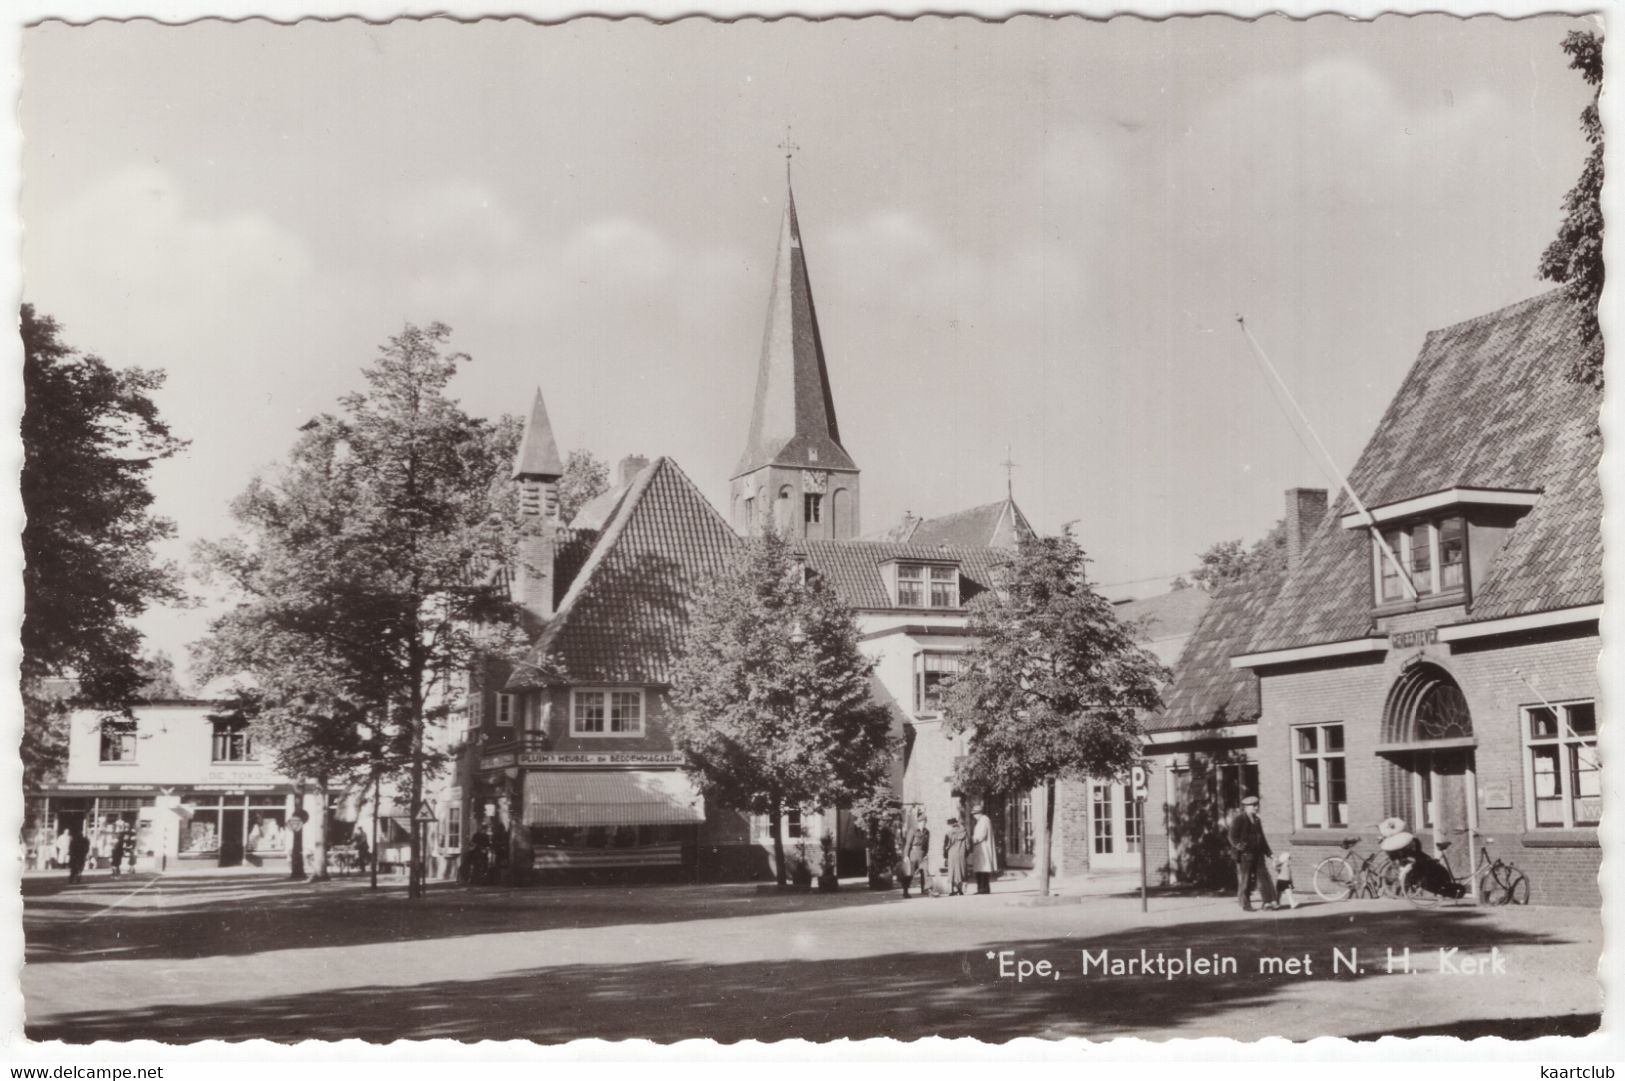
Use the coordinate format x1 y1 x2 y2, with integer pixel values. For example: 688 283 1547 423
99 718 137 763
571 688 645 737
913 652 966 715
1374 515 1466 603
211 719 254 763
495 693 515 727
1292 723 1347 829
1524 700 1599 829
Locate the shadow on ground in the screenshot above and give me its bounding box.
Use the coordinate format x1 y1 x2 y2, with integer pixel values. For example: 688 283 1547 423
24 873 894 965
25 907 1589 1044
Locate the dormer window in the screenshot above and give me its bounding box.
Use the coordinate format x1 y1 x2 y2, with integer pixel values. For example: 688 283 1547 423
893 562 959 609
1374 515 1465 604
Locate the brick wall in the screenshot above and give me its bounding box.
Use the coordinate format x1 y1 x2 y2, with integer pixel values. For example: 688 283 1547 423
1257 625 1599 906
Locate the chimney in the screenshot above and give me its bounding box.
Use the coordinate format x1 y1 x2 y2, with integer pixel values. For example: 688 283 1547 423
1285 487 1328 572
619 455 650 488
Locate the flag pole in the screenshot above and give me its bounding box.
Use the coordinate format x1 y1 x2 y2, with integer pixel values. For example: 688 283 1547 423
1235 316 1417 600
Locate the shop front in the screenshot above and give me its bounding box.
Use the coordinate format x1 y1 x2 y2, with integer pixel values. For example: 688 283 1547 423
27 784 163 872
177 786 298 867
504 750 706 876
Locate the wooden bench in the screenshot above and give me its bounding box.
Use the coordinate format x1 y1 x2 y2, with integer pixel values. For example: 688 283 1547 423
532 843 685 870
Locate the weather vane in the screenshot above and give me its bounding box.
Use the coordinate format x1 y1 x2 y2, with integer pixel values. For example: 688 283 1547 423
777 126 801 181
1001 444 1019 499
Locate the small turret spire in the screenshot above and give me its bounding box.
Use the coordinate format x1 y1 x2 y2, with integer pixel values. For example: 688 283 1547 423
513 387 564 480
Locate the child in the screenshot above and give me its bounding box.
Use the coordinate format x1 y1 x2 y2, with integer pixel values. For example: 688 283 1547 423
1274 853 1298 909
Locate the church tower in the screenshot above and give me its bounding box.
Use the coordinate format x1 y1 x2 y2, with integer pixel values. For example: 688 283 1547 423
730 178 860 540
513 386 565 624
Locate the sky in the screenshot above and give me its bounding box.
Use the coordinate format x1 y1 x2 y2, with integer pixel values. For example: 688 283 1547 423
19 14 1598 684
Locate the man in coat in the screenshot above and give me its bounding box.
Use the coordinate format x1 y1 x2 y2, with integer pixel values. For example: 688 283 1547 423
969 806 997 895
67 830 90 885
943 817 968 896
1228 795 1278 911
900 809 930 898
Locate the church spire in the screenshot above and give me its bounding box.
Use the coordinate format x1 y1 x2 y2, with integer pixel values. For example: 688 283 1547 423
513 386 564 480
733 179 856 480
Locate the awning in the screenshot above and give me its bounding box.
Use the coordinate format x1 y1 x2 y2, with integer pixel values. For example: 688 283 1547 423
524 770 705 827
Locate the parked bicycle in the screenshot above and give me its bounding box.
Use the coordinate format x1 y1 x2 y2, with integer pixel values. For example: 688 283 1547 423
1392 827 1530 908
1313 836 1401 902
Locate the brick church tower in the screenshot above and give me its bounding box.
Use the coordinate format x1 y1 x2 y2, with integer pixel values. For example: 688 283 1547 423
512 386 565 626
730 179 860 540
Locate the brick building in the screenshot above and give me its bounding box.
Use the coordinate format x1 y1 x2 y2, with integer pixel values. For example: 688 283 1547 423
1232 290 1600 905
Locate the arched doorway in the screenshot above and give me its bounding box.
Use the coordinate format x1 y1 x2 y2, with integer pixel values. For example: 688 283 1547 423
1378 662 1478 845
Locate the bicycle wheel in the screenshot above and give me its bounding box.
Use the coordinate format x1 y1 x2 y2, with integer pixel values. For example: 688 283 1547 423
1314 855 1356 901
1401 864 1440 908
1376 859 1401 899
1476 866 1506 905
1504 868 1530 905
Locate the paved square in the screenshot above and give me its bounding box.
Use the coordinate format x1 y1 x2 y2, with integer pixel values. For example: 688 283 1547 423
22 871 1601 1043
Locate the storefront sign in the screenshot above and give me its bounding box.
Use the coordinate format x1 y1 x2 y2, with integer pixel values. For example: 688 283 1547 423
202 768 282 785
1479 779 1513 809
480 752 518 771
519 751 685 768
1391 628 1438 649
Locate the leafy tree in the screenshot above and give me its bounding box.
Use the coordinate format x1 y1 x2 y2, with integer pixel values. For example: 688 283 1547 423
944 528 1168 897
136 651 188 700
21 305 186 787
1189 520 1286 592
670 530 894 886
557 449 610 525
195 323 524 896
1538 29 1604 389
1162 749 1248 890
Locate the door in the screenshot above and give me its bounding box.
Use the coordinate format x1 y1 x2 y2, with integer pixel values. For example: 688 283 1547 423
998 791 1035 869
219 808 245 867
1414 750 1476 852
1090 782 1142 871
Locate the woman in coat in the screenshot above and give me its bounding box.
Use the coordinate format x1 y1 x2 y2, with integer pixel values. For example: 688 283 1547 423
969 806 997 894
943 817 968 896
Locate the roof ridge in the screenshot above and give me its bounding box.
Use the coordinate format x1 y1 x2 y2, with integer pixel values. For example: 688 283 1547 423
1420 285 1568 341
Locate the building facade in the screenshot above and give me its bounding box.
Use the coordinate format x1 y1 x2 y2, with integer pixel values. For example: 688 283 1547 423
1234 291 1601 906
25 700 307 872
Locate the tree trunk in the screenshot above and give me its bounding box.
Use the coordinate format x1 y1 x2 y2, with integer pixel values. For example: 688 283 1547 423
1037 778 1056 898
312 780 330 880
370 768 381 890
407 682 426 900
770 801 787 887
290 780 306 880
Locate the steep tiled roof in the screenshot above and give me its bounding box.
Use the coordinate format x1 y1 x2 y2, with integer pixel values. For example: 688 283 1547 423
512 458 741 685
798 540 1007 609
513 387 564 478
907 499 1035 548
1249 289 1601 653
1147 566 1286 733
1113 587 1212 667
734 183 858 477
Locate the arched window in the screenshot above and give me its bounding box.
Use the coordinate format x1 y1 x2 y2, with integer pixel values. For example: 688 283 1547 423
832 488 850 539
1383 663 1473 745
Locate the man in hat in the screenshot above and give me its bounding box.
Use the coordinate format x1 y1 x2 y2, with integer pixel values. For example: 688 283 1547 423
1228 795 1277 912
969 806 997 895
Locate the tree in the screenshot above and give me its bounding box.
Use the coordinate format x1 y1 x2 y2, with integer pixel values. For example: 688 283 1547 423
944 528 1168 897
195 323 524 896
670 530 894 886
557 449 610 525
21 305 186 787
1188 519 1286 592
1538 29 1604 389
136 651 188 700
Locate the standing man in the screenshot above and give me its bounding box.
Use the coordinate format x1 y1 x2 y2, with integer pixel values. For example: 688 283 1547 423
969 806 997 895
900 808 930 898
1228 795 1278 912
67 829 89 885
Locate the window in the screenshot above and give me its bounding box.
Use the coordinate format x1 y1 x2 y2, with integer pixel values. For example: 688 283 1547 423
1375 515 1466 602
211 719 254 763
895 563 960 608
1091 784 1113 855
803 493 822 525
495 693 515 727
446 803 463 851
897 565 926 607
524 695 548 733
1524 700 1599 829
99 718 137 763
571 689 645 737
468 693 484 729
913 652 966 715
1123 789 1143 854
1292 723 1347 829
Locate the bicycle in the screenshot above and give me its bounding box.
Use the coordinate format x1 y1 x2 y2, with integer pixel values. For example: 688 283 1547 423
1313 836 1400 902
1398 829 1530 908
